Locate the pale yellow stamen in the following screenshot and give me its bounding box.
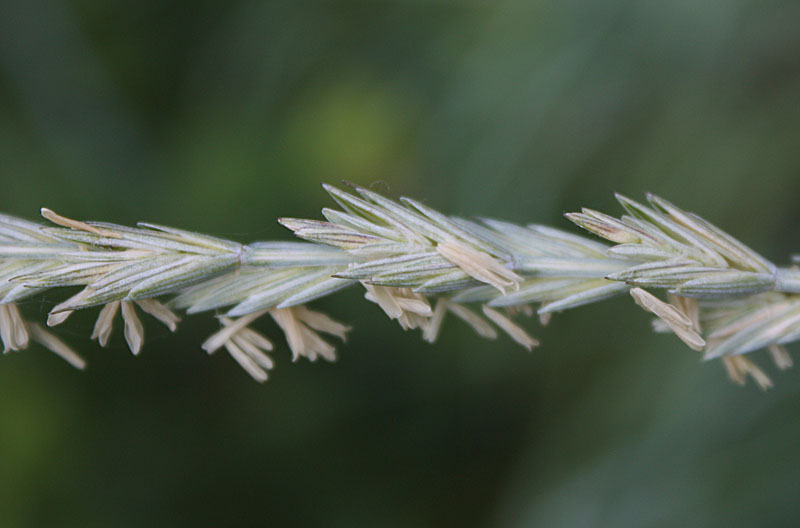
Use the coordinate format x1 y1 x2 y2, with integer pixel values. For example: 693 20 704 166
768 344 793 370
297 324 337 361
224 340 268 383
482 306 538 350
41 208 122 238
0 303 29 352
49 289 92 320
422 299 448 343
237 326 274 352
667 294 700 332
363 284 403 319
395 297 433 316
202 309 268 354
293 306 351 341
722 357 745 385
630 288 705 351
120 301 144 355
7 303 29 350
270 308 304 360
363 284 433 332
28 322 86 370
47 310 72 327
445 303 497 339
723 356 773 390
135 299 180 332
91 301 120 347
208 315 274 381
230 333 274 370
436 239 520 294
269 306 344 362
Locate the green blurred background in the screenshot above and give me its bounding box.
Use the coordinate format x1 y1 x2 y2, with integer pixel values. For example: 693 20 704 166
1 0 800 526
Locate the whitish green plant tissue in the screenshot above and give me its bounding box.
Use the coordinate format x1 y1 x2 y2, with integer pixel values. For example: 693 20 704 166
2 185 798 388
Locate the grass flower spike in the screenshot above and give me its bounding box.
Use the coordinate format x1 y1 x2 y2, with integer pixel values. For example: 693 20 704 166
0 184 798 388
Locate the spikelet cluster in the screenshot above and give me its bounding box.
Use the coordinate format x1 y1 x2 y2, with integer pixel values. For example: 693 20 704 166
1 184 798 388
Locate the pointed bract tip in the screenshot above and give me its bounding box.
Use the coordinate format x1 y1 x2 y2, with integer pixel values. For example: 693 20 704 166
646 193 673 210
614 192 633 204
277 218 302 232
399 196 416 207
340 180 360 190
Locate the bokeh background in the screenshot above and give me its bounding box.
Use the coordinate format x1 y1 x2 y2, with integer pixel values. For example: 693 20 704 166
1 0 800 526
